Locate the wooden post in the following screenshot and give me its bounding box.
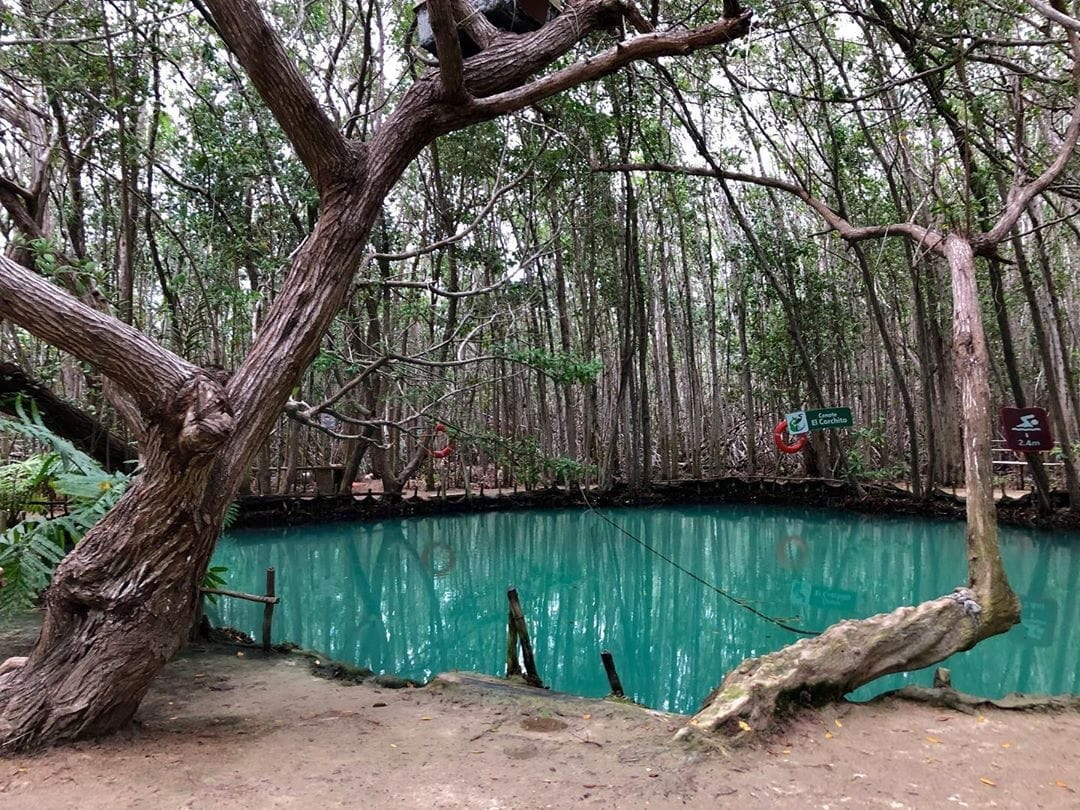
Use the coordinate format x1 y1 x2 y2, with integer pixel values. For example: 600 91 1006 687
506 586 542 687
600 650 624 697
262 567 276 652
506 613 521 677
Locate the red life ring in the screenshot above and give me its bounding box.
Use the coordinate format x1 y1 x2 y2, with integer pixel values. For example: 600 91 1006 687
430 423 455 459
421 542 456 576
773 419 808 454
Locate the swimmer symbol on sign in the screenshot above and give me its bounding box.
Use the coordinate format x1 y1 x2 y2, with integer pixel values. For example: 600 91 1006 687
999 406 1053 452
1014 414 1041 432
785 410 809 436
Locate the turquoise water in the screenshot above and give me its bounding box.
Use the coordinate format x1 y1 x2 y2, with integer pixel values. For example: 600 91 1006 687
210 505 1080 713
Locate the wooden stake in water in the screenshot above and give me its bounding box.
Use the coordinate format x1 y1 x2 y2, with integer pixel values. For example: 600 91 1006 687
600 650 624 697
506 586 543 687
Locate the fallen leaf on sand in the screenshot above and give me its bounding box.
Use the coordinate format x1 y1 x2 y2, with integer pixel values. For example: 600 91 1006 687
824 731 834 740
925 736 940 744
738 720 752 733
980 777 996 787
834 719 843 728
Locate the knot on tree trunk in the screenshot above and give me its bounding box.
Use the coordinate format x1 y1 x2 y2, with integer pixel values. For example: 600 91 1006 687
175 372 235 461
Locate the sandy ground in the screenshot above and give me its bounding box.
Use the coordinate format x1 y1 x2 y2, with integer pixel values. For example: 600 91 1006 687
2 622 1079 810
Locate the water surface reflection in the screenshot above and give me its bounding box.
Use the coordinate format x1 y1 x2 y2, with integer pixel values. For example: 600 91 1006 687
211 505 1080 712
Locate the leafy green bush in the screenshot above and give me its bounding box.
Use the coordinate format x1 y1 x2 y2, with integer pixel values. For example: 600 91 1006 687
0 401 130 613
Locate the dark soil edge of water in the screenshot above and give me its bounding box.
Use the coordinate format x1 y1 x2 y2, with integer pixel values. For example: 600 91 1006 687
233 477 1080 532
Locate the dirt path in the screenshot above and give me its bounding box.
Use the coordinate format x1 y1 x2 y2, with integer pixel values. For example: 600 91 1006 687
2 630 1078 809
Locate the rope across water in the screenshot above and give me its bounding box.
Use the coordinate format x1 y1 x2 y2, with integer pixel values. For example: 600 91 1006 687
578 485 822 637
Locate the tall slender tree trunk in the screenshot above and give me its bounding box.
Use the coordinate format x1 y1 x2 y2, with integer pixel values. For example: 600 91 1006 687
1013 221 1080 508
995 235 1053 513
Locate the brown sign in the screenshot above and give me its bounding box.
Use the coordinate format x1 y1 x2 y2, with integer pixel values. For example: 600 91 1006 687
1000 407 1054 452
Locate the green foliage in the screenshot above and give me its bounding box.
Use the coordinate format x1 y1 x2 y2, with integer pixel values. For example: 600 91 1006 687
0 455 57 514
16 236 100 294
0 518 67 614
502 346 603 386
0 403 234 612
202 565 229 604
0 402 131 613
845 419 907 483
543 455 596 488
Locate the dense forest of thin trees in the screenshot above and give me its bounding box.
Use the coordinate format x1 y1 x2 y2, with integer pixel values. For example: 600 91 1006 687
4 0 1080 750
4 0 1080 499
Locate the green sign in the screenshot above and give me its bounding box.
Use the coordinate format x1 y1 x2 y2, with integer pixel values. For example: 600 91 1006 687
805 407 853 431
784 407 854 434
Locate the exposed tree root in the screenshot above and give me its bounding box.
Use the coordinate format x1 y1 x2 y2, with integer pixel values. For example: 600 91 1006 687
880 685 1080 715
677 589 996 743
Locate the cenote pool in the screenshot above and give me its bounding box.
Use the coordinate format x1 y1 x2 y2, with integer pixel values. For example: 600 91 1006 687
209 504 1079 714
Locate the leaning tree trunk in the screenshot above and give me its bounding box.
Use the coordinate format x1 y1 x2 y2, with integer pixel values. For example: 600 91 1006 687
681 235 1020 741
0 0 749 750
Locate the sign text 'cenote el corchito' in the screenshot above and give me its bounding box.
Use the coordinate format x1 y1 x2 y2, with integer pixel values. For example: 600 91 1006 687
785 407 855 435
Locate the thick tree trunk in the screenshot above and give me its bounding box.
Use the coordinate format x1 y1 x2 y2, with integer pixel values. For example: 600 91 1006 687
0 375 235 748
2 0 754 751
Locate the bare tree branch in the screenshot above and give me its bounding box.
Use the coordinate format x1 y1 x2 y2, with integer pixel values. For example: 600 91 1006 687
428 0 467 101
358 277 509 298
594 160 943 251
978 23 1080 247
369 159 534 261
1022 0 1080 33
201 0 354 190
465 10 753 114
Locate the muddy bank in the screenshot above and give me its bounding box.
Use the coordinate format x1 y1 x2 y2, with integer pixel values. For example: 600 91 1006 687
3 620 1079 809
234 477 1080 532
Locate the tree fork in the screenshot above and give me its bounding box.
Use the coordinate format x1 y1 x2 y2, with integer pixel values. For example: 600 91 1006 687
0 0 754 751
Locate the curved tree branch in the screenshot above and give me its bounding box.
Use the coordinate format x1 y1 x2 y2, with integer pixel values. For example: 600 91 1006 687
594 160 944 251
978 23 1080 247
466 10 754 114
201 0 354 190
1022 0 1080 33
0 255 193 413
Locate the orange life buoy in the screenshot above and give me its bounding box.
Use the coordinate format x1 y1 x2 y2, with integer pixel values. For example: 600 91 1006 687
773 419 808 454
429 423 455 459
421 542 456 576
